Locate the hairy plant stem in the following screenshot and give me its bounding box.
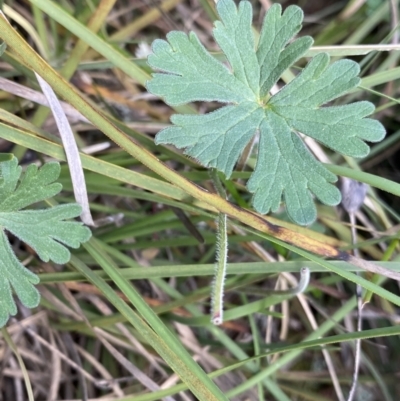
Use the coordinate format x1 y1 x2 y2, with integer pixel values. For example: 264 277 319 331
210 169 228 325
208 169 311 325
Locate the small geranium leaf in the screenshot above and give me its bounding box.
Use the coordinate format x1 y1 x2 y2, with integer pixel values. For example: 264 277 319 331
0 157 92 327
0 205 92 264
0 157 62 212
147 0 385 225
0 230 40 328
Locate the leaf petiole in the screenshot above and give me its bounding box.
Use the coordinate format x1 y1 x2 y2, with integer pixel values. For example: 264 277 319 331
210 169 228 325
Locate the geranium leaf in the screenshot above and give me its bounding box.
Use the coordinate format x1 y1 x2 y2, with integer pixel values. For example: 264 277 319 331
0 157 91 327
147 0 385 225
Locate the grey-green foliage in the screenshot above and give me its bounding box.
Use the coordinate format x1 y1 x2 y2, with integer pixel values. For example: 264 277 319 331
0 157 92 327
146 0 385 225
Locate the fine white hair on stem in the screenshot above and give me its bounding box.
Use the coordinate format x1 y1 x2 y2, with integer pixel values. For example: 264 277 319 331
209 169 228 325
211 212 228 325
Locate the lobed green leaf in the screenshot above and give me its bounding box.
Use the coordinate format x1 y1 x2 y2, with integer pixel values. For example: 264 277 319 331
0 157 61 212
247 113 341 224
0 205 92 264
147 0 386 225
0 230 40 328
0 157 92 327
147 31 252 105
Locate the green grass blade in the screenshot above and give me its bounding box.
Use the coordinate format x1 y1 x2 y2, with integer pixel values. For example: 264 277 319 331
82 237 228 401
